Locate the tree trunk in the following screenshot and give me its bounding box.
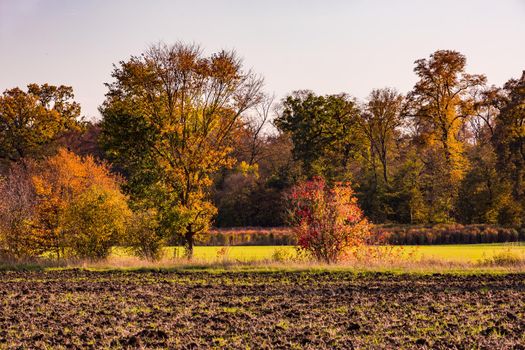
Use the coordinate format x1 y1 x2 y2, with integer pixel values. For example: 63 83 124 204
184 230 194 259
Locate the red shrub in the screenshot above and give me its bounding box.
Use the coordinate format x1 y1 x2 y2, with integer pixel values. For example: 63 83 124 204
287 177 371 263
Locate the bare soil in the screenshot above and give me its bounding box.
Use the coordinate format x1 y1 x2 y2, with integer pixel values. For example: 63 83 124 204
0 270 524 349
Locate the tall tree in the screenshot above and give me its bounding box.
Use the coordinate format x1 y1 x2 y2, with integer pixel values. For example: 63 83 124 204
0 84 81 168
359 88 404 185
275 91 364 181
408 50 486 181
492 71 525 222
407 50 486 221
100 42 263 257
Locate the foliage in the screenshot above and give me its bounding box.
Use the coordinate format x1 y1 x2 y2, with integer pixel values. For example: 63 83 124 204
382 224 523 245
0 84 81 168
0 162 38 261
100 42 263 257
31 148 127 259
62 185 130 260
202 227 296 246
275 91 364 180
287 177 371 263
406 50 486 221
126 209 164 261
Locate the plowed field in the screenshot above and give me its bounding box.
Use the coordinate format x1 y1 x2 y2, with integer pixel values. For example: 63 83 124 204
0 270 524 349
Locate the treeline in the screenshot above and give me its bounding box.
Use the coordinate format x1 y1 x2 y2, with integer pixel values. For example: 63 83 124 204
215 51 525 228
202 225 525 246
1 43 525 260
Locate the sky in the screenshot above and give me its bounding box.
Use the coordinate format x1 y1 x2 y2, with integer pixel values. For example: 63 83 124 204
1 0 524 120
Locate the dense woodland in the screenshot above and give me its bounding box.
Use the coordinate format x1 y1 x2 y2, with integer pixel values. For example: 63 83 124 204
1 43 525 259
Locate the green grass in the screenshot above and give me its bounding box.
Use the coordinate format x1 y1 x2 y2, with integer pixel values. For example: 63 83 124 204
113 243 525 263
413 243 525 262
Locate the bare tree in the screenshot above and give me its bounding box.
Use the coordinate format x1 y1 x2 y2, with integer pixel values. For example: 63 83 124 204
243 94 275 165
0 162 37 261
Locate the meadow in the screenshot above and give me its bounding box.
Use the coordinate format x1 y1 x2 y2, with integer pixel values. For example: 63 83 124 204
112 243 525 264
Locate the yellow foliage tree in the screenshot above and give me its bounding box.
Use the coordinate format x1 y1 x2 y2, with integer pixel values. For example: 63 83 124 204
100 42 263 257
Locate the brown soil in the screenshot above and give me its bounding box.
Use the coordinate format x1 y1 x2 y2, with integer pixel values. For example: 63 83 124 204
0 270 524 349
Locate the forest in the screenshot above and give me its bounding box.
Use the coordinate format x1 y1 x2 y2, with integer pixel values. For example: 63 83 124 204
1 43 525 261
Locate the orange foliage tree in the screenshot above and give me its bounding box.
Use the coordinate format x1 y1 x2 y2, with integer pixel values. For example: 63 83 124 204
287 177 371 263
31 148 128 259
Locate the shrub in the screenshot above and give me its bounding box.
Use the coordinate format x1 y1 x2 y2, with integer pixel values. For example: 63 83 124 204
31 148 127 260
287 177 371 263
63 186 130 260
0 162 39 261
271 247 297 262
126 209 164 261
479 249 524 266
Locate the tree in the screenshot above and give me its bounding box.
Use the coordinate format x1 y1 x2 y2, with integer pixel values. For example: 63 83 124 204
0 84 81 169
407 50 486 220
468 86 505 144
359 88 405 185
492 71 525 222
126 209 164 261
275 91 364 181
238 94 275 166
31 148 125 259
100 42 263 257
62 185 130 260
0 162 38 261
287 177 371 263
408 50 486 177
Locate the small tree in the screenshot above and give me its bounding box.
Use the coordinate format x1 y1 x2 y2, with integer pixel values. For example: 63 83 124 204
62 185 130 260
126 209 164 261
0 162 38 261
287 177 371 263
31 148 127 259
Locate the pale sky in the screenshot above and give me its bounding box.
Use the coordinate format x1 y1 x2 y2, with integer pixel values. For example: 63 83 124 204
1 0 524 120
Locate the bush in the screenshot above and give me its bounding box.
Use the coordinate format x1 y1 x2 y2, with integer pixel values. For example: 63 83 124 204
287 177 371 263
31 148 128 259
381 224 522 245
0 162 39 261
479 249 524 266
271 247 297 262
63 186 130 260
202 227 296 246
126 209 164 261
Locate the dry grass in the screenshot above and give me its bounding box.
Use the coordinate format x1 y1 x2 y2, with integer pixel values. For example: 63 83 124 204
2 244 525 273
55 254 525 274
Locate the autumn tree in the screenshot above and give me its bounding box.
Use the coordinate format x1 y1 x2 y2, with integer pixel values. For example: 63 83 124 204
287 177 371 263
491 71 525 224
275 91 364 181
359 88 405 185
407 50 486 221
0 162 38 261
0 84 82 170
408 50 486 179
31 148 127 259
62 185 130 260
100 42 263 257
